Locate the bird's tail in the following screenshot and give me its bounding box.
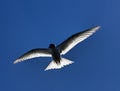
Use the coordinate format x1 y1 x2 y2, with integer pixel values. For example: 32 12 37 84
45 58 74 71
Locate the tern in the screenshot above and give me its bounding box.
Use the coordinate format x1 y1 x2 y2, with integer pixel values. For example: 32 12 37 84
14 26 100 71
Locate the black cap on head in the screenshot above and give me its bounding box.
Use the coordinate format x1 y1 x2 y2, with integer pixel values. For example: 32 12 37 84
49 44 55 48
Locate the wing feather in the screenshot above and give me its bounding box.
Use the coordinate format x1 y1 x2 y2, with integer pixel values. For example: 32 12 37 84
57 26 101 54
14 48 51 64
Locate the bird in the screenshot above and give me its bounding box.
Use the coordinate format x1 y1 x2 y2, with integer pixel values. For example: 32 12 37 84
13 26 101 71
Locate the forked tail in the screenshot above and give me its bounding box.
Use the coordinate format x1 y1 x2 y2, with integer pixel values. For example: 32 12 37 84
45 58 74 71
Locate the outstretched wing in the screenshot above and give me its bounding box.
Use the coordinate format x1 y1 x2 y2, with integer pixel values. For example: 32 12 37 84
57 26 101 55
14 48 51 64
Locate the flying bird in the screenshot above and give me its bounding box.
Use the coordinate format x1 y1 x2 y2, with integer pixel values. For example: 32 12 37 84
14 26 100 71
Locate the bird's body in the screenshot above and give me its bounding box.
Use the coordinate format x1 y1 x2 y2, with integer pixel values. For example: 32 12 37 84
14 26 101 71
49 44 61 64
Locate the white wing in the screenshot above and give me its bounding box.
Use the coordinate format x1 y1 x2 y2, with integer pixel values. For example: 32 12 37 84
57 26 101 55
14 48 51 64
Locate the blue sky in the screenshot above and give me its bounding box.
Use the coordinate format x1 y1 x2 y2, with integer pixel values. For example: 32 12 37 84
0 0 120 91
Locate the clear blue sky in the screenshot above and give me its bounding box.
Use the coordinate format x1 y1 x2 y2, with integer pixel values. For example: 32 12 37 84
0 0 120 91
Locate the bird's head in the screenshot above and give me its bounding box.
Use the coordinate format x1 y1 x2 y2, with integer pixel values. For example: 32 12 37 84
49 44 56 48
